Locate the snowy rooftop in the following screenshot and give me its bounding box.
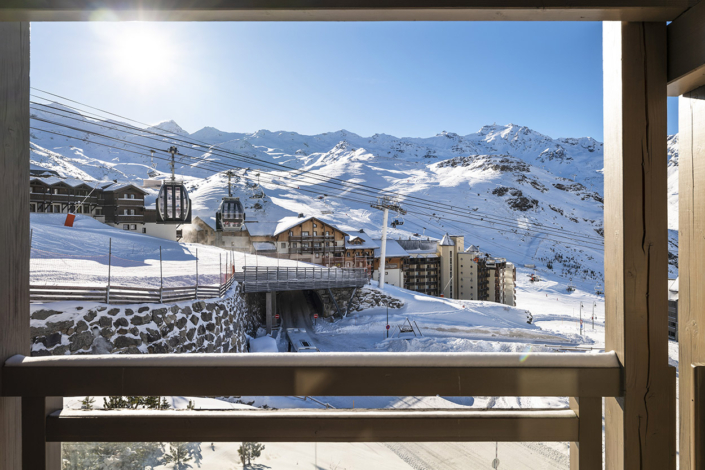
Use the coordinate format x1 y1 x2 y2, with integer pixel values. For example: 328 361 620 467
101 182 148 194
253 241 277 252
373 239 410 258
397 239 438 254
466 244 480 252
439 233 455 246
30 176 95 188
345 230 379 249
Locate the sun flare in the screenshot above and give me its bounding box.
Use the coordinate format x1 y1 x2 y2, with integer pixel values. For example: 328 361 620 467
110 24 175 83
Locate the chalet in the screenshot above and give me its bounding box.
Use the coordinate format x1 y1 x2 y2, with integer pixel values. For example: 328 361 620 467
344 229 378 271
28 176 177 241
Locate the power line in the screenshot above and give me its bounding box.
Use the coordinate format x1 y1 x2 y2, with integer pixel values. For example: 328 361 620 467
30 90 605 244
31 124 606 251
30 107 605 249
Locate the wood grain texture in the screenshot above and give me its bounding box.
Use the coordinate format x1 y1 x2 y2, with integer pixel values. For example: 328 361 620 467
603 21 672 470
3 364 621 398
678 86 705 470
570 397 602 470
667 1 705 95
22 397 61 470
0 22 29 470
0 0 689 21
46 409 579 443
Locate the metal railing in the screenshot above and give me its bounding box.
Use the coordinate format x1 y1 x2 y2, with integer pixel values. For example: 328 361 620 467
2 351 620 469
238 266 368 293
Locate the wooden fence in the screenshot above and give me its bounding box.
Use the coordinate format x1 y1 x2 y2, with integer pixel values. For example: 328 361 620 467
30 275 237 305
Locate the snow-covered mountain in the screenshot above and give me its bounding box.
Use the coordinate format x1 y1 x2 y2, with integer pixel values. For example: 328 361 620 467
28 103 680 286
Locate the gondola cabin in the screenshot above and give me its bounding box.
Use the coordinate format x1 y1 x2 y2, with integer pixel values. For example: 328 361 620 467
216 197 246 231
156 181 192 224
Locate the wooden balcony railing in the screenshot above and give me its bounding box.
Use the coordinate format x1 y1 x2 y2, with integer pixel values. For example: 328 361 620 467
2 351 620 468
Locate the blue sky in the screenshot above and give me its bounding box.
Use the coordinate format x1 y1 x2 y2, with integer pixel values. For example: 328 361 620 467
30 21 679 140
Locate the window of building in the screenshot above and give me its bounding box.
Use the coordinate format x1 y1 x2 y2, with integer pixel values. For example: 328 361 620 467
129 209 135 215
325 231 330 236
130 224 137 230
313 223 317 228
313 231 318 236
124 209 128 215
315 253 319 258
123 224 129 230
142 228 147 234
281 243 287 248
289 231 293 236
292 243 298 248
303 243 309 248
302 231 309 236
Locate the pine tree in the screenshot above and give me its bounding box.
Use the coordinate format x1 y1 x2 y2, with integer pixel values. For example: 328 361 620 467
164 442 192 470
80 396 95 410
238 442 265 466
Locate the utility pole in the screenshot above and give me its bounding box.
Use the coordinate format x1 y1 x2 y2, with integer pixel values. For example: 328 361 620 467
579 301 583 335
592 301 596 330
168 146 178 181
226 170 233 197
370 197 406 291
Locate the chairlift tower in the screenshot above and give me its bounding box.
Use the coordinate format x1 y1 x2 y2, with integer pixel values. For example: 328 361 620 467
370 196 407 291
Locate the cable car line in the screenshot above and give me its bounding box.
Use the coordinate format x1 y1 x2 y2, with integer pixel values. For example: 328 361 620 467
30 93 605 243
31 110 605 247
31 122 606 250
30 125 606 250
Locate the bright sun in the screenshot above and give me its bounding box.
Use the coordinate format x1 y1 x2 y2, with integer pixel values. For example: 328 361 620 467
110 24 174 83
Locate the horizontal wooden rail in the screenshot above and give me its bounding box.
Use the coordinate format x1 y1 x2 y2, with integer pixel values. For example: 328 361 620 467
2 352 622 398
46 409 578 443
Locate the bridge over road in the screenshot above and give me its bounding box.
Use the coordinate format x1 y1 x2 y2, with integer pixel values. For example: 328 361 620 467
237 266 367 293
236 267 368 334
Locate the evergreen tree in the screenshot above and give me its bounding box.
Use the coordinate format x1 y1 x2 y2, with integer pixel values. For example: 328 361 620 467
164 442 192 470
238 442 265 466
80 396 95 410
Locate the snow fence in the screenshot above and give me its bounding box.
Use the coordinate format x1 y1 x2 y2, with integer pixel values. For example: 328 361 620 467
29 286 261 356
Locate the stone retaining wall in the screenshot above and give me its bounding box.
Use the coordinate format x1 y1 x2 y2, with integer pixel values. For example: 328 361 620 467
315 286 404 317
30 285 261 356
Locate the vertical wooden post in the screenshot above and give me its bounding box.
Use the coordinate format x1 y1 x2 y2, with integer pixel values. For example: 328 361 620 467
677 85 705 470
22 397 61 470
603 21 672 470
570 397 602 470
0 21 30 470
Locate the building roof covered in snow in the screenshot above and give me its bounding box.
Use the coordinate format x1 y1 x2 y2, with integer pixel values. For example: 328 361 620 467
100 182 148 194
439 233 455 246
252 241 277 252
466 244 480 252
30 176 95 189
345 230 379 249
29 164 59 177
373 239 410 258
246 222 279 237
396 239 439 255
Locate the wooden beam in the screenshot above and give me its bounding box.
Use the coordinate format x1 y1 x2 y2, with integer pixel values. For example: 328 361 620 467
0 0 689 22
46 409 579 443
677 87 705 470
603 21 672 470
2 352 623 398
694 365 705 469
667 1 705 96
570 397 602 470
22 397 62 470
0 22 29 470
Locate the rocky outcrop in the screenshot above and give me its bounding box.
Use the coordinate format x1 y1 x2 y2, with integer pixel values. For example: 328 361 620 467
30 285 260 356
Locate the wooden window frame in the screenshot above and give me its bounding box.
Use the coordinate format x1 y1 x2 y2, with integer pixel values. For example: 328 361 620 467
4 2 703 468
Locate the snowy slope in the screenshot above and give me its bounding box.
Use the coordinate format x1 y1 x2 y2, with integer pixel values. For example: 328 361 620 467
29 104 680 288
